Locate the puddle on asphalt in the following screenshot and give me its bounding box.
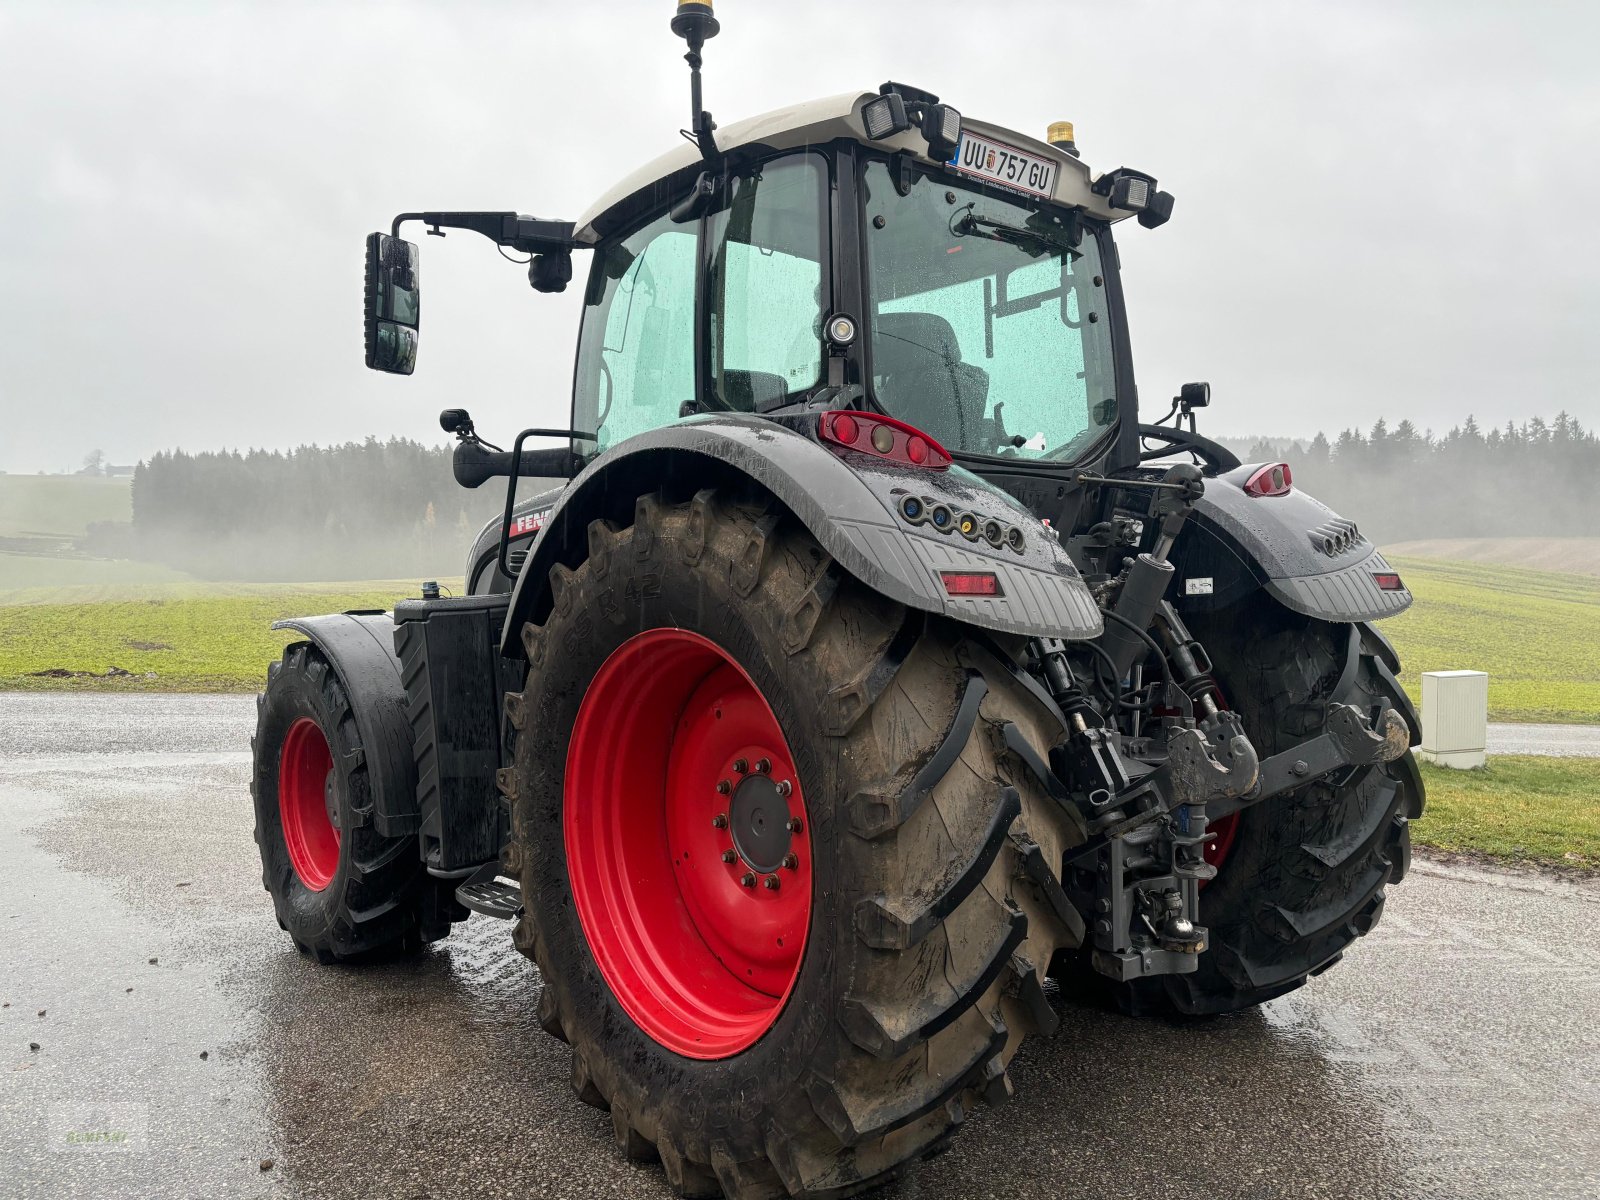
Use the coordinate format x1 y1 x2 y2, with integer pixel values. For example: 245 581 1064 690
2 781 280 1197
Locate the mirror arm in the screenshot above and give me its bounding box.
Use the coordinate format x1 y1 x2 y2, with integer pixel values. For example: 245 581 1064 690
390 212 576 255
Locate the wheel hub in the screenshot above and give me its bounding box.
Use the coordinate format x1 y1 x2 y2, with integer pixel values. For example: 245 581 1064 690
728 771 792 874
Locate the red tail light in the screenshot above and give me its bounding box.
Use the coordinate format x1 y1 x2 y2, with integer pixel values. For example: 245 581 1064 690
818 411 951 470
939 571 1002 596
1373 572 1405 591
1242 462 1293 498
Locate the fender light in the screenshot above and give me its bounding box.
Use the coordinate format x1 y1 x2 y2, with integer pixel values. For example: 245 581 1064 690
1373 572 1406 591
939 571 1002 597
818 411 952 470
1241 462 1293 498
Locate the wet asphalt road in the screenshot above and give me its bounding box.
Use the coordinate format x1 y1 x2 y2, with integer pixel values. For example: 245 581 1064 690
3 694 1599 1200
1487 722 1600 757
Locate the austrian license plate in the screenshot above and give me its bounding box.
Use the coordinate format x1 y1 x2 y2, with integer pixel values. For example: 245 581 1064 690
948 132 1059 199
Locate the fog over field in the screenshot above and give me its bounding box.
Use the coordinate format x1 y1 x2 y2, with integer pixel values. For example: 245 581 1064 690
1 0 1598 477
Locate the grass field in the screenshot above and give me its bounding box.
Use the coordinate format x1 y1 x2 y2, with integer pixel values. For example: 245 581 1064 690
1414 757 1600 869
0 580 446 692
0 552 193 590
1383 556 1600 724
0 474 131 536
1385 536 1600 577
1 554 1597 723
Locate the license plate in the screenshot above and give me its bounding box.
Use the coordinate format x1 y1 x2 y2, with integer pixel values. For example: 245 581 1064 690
948 132 1059 199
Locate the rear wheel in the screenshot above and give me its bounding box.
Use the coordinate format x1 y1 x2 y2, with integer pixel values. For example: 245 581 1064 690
252 642 462 962
1101 600 1424 1016
506 489 1084 1198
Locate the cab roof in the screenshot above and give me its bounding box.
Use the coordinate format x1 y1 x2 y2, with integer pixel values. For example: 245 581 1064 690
573 90 1129 244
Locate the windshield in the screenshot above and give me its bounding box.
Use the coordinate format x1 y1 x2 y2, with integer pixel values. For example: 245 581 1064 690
862 159 1119 461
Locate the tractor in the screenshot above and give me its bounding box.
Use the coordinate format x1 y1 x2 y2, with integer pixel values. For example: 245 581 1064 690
251 5 1423 1196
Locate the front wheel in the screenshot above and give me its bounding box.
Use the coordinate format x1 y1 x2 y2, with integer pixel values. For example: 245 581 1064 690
506 489 1084 1198
251 642 461 961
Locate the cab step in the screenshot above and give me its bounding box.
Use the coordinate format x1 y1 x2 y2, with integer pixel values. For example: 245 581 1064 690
455 865 522 920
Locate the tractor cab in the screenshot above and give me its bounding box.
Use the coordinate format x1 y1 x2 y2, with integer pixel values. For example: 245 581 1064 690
565 85 1164 482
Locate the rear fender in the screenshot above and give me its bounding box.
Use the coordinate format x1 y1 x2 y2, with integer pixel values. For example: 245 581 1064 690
1172 464 1412 622
270 612 420 840
499 413 1103 658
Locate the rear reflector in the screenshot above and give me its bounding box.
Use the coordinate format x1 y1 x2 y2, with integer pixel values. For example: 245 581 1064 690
939 571 1002 597
1373 572 1405 591
818 410 952 470
1242 462 1293 498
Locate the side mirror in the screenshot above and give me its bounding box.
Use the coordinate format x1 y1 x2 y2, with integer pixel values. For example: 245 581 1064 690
365 233 420 374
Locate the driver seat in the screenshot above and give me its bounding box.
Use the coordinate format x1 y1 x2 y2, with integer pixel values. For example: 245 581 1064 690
871 312 989 450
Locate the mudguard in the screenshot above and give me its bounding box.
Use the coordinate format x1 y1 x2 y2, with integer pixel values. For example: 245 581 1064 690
499 412 1103 658
1171 463 1413 622
269 612 421 840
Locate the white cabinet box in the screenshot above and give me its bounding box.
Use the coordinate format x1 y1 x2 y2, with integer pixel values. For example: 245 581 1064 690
1418 670 1488 769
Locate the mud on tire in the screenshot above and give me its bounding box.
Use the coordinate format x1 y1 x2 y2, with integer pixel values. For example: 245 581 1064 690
1104 600 1425 1017
251 642 463 962
505 489 1086 1199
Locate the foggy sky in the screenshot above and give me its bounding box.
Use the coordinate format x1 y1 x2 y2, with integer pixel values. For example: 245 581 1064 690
2 0 1597 473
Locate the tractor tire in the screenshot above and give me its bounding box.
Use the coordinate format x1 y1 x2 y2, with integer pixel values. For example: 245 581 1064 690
251 641 461 962
1092 599 1424 1017
505 489 1084 1199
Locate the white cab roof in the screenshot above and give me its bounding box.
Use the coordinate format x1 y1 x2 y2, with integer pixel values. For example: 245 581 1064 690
573 90 1128 242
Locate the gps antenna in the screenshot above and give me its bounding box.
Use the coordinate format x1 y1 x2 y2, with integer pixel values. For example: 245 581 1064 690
671 1 720 160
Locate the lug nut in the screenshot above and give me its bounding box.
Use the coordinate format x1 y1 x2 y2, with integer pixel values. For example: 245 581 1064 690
711 813 728 829
721 849 737 864
786 816 803 833
776 780 792 797
740 872 757 888
716 779 731 795
733 758 748 775
755 757 771 774
781 853 798 871
763 875 781 891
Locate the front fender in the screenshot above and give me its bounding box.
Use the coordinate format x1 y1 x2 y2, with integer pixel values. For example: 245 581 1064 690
270 612 420 839
499 413 1103 657
1173 464 1413 622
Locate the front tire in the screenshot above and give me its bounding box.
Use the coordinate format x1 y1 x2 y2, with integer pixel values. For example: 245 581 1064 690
251 642 461 961
506 489 1083 1198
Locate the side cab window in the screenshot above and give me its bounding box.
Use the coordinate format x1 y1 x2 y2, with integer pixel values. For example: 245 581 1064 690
573 212 698 454
573 152 829 454
706 153 829 410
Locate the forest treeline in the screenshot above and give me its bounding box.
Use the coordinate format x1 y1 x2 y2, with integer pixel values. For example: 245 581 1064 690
92 439 505 580
1225 412 1599 543
91 413 1598 581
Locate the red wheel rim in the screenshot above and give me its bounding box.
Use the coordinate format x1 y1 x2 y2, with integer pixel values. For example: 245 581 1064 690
565 628 812 1059
279 717 339 892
